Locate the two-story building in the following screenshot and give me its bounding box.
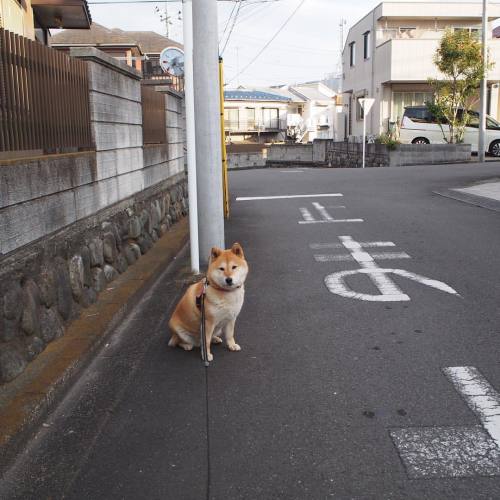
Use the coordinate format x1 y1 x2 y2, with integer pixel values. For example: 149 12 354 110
223 89 292 143
51 23 183 89
342 2 500 138
223 83 338 144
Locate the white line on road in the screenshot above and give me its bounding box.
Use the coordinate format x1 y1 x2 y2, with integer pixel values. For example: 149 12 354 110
312 202 333 221
299 208 314 221
298 219 364 224
310 242 396 250
314 252 411 262
279 170 304 173
236 193 343 201
443 366 500 446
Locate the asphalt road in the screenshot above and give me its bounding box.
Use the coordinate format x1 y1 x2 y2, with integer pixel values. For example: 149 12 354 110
2 163 500 499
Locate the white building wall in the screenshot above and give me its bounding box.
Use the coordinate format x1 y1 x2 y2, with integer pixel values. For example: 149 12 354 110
343 1 500 138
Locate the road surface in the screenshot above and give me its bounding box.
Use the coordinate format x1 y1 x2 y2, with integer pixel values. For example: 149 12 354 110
2 163 500 499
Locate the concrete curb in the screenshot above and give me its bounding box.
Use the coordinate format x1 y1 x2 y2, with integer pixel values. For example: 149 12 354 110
433 188 500 213
0 218 189 466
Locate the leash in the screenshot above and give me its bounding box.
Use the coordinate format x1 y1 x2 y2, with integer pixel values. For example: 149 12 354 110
199 277 210 367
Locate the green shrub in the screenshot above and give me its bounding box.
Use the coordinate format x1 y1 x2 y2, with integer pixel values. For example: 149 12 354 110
375 133 400 151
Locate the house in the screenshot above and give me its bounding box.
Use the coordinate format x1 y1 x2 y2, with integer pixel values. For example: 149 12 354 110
123 30 183 81
223 89 292 143
223 83 338 144
342 1 500 139
50 22 144 71
0 0 91 44
51 23 183 87
285 82 338 142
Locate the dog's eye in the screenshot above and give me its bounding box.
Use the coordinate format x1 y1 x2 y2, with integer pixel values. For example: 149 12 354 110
219 267 224 271
232 265 237 270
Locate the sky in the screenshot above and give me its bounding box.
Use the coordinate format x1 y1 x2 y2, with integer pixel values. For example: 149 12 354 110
86 0 492 89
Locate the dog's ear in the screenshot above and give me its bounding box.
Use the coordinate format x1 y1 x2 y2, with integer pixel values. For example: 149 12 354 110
231 242 245 259
210 247 223 262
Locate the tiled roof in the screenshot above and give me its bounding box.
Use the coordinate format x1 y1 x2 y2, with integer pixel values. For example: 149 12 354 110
224 90 291 102
50 23 182 54
123 31 182 53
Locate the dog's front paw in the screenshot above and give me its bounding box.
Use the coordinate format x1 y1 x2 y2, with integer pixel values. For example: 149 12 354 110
202 352 214 361
211 336 223 344
228 343 241 352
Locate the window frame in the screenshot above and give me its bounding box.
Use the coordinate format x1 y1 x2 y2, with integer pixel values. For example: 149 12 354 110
349 41 356 67
363 31 371 60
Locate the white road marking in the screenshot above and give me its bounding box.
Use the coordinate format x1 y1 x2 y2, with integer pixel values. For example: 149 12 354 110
310 241 396 250
299 208 314 222
298 219 364 224
390 367 500 478
312 202 333 221
236 193 343 201
443 366 500 446
298 203 364 224
314 252 410 262
322 236 459 301
280 170 304 173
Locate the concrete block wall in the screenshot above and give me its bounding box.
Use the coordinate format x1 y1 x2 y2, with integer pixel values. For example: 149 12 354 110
0 48 187 383
266 144 314 166
227 151 267 170
71 48 146 212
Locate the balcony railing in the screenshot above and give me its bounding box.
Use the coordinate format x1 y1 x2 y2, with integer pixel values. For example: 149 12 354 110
224 119 281 132
376 27 482 46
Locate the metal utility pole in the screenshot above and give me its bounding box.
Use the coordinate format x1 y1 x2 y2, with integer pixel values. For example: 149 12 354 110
479 0 488 163
182 0 199 273
193 0 225 262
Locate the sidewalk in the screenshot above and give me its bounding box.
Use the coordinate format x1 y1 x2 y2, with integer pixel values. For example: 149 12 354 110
434 177 500 212
0 218 189 466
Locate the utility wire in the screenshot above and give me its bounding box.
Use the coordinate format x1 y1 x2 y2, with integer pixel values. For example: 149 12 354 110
226 0 307 85
220 0 238 42
220 0 243 55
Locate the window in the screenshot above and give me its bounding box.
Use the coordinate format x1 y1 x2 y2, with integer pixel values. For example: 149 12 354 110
356 96 365 121
453 27 481 39
245 108 256 130
224 108 239 131
262 108 279 129
404 107 433 123
363 31 370 60
392 91 434 121
349 42 356 67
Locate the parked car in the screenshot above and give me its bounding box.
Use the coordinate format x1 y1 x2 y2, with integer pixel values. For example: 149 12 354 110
399 105 500 156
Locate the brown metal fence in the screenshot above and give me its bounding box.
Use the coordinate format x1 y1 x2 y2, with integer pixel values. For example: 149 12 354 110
141 85 166 144
0 28 92 153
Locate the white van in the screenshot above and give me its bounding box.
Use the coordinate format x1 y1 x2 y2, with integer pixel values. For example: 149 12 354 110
399 106 500 157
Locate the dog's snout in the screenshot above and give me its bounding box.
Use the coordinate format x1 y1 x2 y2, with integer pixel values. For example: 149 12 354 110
225 277 233 285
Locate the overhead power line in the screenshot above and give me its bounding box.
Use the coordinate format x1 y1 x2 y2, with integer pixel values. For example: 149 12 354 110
226 0 307 85
220 0 243 55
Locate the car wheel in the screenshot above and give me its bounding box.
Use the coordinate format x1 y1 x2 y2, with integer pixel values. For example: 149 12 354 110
489 140 500 157
411 137 430 145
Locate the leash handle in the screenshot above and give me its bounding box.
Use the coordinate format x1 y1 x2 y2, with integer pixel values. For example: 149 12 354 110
200 279 209 366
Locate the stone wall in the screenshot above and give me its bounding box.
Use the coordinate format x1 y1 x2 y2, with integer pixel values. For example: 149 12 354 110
327 142 389 168
0 49 187 384
0 175 187 383
326 142 471 168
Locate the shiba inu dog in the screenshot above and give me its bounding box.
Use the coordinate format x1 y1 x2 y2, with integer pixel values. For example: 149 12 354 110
168 243 249 361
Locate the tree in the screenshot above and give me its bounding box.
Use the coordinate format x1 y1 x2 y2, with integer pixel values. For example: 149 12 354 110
428 29 492 144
